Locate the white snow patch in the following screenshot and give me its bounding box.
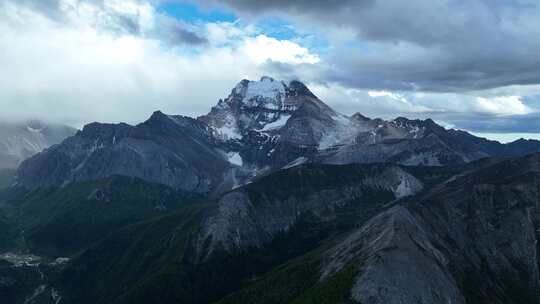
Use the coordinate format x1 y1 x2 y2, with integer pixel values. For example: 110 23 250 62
0 252 41 267
50 257 70 266
213 112 242 140
26 126 43 133
283 157 308 169
216 124 242 140
261 114 291 131
227 152 243 166
394 175 415 198
392 119 425 139
242 77 285 109
408 125 425 138
318 114 358 150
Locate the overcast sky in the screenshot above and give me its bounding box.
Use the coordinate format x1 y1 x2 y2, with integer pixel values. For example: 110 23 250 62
2 0 540 142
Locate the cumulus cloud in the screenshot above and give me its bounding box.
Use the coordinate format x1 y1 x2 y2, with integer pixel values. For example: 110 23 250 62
197 0 540 138
204 0 540 92
309 85 438 119
0 0 319 127
307 82 540 138
2 0 540 141
473 96 533 116
241 35 320 64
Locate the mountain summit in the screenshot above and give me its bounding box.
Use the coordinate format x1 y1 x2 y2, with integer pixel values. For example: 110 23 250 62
199 76 331 140
13 77 540 193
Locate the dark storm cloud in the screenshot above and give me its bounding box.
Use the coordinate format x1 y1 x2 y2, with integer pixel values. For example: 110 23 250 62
322 45 540 92
447 113 540 134
156 17 208 46
167 26 207 45
205 0 540 92
112 14 142 35
206 0 373 14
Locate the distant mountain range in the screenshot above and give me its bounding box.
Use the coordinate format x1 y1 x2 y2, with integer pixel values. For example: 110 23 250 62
0 120 75 170
2 78 540 304
14 77 540 193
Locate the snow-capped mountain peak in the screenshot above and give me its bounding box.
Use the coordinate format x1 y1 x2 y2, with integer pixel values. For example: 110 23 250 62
233 76 286 110
199 77 323 140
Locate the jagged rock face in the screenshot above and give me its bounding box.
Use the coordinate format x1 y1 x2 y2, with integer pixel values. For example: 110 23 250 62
317 117 495 166
199 77 332 138
15 112 231 193
199 76 339 169
413 154 540 303
0 121 75 169
321 154 540 304
201 77 540 171
323 206 466 304
200 77 460 170
0 254 65 304
196 164 423 259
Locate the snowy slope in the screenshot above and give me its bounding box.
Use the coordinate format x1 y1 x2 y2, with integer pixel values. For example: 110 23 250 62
0 121 75 169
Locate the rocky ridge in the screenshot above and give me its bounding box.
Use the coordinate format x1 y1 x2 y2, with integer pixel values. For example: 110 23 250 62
13 77 540 194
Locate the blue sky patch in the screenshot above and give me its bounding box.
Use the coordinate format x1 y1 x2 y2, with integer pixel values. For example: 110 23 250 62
158 2 328 54
158 1 236 23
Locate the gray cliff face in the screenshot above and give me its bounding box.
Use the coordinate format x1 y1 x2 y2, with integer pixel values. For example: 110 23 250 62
324 206 466 304
0 120 75 169
15 111 231 193
319 153 540 304
318 117 488 166
196 164 423 259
